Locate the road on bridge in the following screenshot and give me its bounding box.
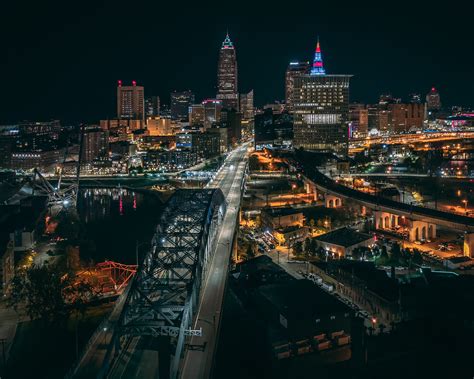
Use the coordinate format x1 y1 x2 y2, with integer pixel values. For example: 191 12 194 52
179 144 248 379
102 144 249 379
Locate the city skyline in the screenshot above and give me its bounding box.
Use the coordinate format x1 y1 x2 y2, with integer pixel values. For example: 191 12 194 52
1 1 472 123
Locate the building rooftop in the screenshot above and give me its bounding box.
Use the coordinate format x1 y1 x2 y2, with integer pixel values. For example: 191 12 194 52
257 279 351 319
312 260 400 302
314 227 373 248
262 207 303 218
446 256 471 264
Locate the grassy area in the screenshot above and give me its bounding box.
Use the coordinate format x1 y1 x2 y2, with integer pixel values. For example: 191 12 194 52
5 303 112 379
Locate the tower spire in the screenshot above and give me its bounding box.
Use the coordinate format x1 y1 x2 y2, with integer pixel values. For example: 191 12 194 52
311 37 326 75
222 31 233 49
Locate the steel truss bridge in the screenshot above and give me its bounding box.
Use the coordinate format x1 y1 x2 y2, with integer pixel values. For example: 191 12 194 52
96 189 226 379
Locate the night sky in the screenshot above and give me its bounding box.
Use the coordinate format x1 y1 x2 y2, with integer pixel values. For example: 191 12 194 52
1 0 472 124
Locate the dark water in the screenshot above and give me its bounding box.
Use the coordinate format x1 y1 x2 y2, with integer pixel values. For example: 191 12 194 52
76 188 164 264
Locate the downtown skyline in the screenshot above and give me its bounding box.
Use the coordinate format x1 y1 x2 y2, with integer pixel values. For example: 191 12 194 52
1 1 472 123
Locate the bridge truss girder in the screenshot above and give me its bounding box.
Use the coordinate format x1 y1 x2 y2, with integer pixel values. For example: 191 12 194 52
103 189 226 379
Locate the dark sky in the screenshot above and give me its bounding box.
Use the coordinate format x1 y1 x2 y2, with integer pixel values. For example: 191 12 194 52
1 0 473 124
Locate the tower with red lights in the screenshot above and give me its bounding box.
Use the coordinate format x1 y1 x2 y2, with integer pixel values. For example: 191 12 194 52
426 87 441 111
310 38 326 76
117 80 145 120
292 39 352 156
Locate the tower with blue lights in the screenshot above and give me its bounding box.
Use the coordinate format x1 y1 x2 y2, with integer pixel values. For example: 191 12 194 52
292 38 352 156
310 38 326 75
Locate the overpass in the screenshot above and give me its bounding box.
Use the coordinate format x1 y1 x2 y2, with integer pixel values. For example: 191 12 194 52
296 152 474 255
68 144 248 379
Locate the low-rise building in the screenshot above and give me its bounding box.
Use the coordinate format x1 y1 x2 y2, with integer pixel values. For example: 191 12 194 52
313 227 374 258
274 225 309 247
309 260 404 325
261 207 304 229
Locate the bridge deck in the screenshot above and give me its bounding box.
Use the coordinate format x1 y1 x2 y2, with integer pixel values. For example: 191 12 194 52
297 151 474 232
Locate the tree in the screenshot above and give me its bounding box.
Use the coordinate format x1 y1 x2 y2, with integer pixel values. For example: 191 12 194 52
249 155 260 171
303 238 311 255
352 247 362 260
7 265 93 323
390 242 402 264
378 323 386 334
293 241 303 257
309 218 315 232
245 244 255 260
412 249 423 265
380 245 388 259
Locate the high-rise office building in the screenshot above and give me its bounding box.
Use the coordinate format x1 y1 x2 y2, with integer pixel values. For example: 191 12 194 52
409 93 422 104
117 80 145 120
240 90 254 120
285 61 310 111
292 40 352 155
81 127 109 163
189 99 223 128
254 109 293 149
145 96 160 117
426 87 441 111
221 108 242 145
203 99 223 128
170 90 195 120
349 104 369 137
217 33 239 110
389 103 425 133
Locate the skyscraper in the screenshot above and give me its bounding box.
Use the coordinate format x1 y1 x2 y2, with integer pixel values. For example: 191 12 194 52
145 96 160 117
349 104 369 137
170 90 195 120
81 127 109 163
285 61 310 111
426 87 441 111
293 40 352 156
117 80 145 120
217 33 238 110
239 90 254 120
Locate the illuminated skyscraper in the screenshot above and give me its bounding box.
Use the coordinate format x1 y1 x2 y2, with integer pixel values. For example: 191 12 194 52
170 90 195 120
310 38 326 76
293 40 352 155
285 61 310 111
217 33 239 110
239 90 254 120
117 80 145 120
145 96 160 117
426 87 441 111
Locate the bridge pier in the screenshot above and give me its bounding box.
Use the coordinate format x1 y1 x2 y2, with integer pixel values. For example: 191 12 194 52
374 211 437 242
408 220 437 242
464 233 474 257
304 181 318 201
325 194 342 208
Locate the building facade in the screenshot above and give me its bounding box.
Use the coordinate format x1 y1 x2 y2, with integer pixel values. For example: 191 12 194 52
426 87 441 111
293 41 351 156
240 89 254 120
349 104 369 138
81 127 109 163
145 96 160 117
285 61 310 112
170 90 195 120
217 33 239 110
117 80 145 120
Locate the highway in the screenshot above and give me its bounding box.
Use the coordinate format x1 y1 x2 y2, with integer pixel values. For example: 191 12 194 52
180 144 248 378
